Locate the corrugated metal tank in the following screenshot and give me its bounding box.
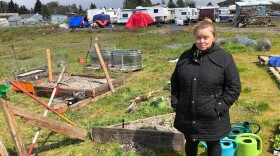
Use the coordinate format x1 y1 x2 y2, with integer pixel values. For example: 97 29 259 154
111 50 142 70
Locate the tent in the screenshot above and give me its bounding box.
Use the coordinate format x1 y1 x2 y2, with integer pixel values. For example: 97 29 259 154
125 12 154 29
93 14 111 26
68 16 89 28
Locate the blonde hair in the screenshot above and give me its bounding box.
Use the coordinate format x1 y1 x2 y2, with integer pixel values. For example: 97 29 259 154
194 19 217 37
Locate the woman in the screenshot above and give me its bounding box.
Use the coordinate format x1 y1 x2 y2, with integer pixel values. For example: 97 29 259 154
170 19 241 156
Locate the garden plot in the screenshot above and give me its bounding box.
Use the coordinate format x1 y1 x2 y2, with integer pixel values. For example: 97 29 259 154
91 113 185 151
34 74 124 98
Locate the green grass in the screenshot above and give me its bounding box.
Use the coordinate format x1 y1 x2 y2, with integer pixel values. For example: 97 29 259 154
1 23 280 155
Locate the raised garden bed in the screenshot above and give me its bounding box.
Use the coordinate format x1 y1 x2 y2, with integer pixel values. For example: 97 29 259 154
91 113 185 151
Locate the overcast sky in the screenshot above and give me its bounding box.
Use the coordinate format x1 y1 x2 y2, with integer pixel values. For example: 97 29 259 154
3 0 223 10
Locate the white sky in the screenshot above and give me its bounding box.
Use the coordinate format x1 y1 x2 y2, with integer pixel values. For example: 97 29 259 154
3 0 223 10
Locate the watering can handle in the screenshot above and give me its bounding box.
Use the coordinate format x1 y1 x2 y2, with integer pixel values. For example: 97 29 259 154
231 125 247 132
199 141 207 149
250 122 261 134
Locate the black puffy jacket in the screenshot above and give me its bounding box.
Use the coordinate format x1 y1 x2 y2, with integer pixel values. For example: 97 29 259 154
171 43 241 142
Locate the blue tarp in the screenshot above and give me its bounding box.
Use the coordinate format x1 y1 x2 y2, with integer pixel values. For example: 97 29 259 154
69 16 89 28
93 14 110 23
269 57 280 67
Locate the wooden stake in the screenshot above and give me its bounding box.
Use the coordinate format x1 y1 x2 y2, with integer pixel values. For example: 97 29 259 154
0 139 9 156
0 99 27 156
94 44 115 93
46 49 53 82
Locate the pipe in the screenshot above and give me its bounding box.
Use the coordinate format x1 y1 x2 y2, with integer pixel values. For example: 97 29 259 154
9 81 75 126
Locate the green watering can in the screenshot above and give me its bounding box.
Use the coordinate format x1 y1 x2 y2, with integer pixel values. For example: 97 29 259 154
0 83 10 98
235 133 262 156
200 138 238 156
228 121 261 139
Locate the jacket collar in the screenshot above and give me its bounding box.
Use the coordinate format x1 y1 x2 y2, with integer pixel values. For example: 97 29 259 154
178 42 226 68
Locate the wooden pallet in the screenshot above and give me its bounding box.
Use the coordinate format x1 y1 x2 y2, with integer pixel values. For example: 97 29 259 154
269 67 280 83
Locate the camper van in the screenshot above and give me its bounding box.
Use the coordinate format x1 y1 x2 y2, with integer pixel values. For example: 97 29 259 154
174 7 198 25
136 6 174 23
218 7 230 22
117 8 148 24
198 6 219 22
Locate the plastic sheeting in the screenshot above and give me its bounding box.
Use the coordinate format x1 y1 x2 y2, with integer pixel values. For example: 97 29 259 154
269 57 280 67
216 38 229 46
257 39 272 52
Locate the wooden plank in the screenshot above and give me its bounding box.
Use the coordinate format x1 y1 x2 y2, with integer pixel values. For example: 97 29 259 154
0 139 9 156
94 44 115 93
69 91 112 112
0 99 27 156
91 126 184 150
34 76 124 98
11 104 87 140
257 55 269 65
269 67 280 82
276 67 280 73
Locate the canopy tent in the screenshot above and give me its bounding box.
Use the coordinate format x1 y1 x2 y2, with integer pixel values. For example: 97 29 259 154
93 14 111 26
125 12 154 29
68 16 89 28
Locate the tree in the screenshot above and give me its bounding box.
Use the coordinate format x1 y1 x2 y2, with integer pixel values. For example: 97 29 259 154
185 0 196 8
123 0 136 9
167 0 176 8
8 0 14 13
41 4 50 20
90 2 96 9
143 0 152 7
19 5 29 14
176 0 185 7
46 1 59 14
34 0 42 13
207 2 213 6
161 0 165 5
13 3 19 13
79 4 83 13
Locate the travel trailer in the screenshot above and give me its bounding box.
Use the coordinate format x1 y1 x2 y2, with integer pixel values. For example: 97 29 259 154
136 6 174 23
218 7 230 22
174 7 198 25
106 9 118 24
117 8 148 24
198 6 219 22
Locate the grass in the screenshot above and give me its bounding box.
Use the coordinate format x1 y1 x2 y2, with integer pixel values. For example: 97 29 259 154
0 23 280 155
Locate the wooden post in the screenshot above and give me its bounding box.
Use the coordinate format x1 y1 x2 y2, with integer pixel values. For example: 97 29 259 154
46 49 53 82
0 139 9 156
0 99 27 156
94 44 115 93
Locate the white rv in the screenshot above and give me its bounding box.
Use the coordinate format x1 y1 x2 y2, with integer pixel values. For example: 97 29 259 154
117 8 148 24
136 6 174 23
174 7 198 25
218 7 230 22
106 9 118 24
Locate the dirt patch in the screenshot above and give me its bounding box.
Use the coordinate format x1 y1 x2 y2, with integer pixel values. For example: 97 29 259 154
110 113 177 132
40 76 113 90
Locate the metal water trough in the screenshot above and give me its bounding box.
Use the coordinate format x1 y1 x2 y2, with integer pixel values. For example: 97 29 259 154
111 50 142 70
89 50 112 68
90 49 143 71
